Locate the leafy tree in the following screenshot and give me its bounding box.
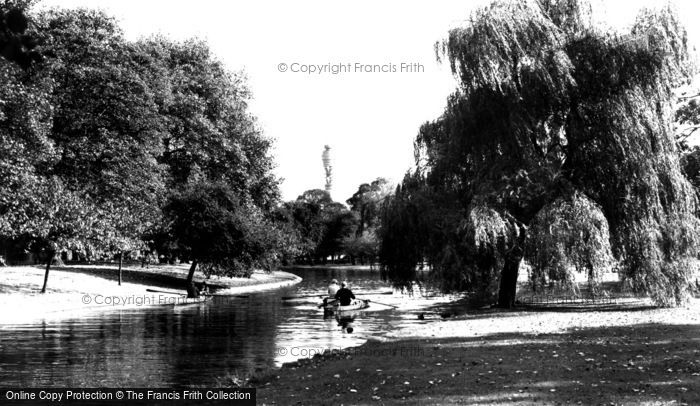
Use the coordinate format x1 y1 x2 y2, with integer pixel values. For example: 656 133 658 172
26 178 98 293
163 182 285 294
676 84 700 194
675 84 700 151
40 9 166 203
134 38 282 273
100 200 161 285
37 9 167 283
316 202 356 262
345 178 392 264
342 230 379 265
346 178 392 236
0 1 41 69
273 201 315 263
297 189 333 206
681 146 700 193
381 0 699 307
276 189 360 264
0 5 285 291
526 192 614 294
0 56 53 238
379 174 435 288
137 37 279 209
267 206 303 265
0 19 73 291
277 190 332 263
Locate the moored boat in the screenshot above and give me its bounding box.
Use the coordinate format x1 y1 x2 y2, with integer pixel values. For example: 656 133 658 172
170 295 213 306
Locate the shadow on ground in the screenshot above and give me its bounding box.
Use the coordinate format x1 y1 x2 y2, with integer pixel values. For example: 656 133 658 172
413 296 657 323
46 265 230 291
257 321 700 405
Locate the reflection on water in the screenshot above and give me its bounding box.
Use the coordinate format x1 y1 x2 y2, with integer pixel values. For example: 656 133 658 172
0 268 459 387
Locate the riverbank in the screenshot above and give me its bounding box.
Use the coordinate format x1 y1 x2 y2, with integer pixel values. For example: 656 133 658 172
256 298 700 405
0 264 301 325
282 264 377 271
50 263 302 291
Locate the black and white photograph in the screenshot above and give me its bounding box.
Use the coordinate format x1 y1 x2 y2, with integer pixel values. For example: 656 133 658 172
1 0 700 404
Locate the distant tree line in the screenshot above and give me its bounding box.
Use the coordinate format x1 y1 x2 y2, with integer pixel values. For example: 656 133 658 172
0 4 290 291
677 82 700 194
378 0 700 307
275 178 392 265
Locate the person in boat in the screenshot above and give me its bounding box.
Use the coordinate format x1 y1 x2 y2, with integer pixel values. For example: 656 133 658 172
328 279 340 297
323 279 341 307
334 281 355 306
198 281 210 296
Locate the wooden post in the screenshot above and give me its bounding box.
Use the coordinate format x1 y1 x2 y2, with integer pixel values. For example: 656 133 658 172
118 251 123 286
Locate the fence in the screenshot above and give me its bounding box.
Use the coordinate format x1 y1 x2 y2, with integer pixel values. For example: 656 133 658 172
515 280 646 306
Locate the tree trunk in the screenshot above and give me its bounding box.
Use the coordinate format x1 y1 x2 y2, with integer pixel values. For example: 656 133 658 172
496 252 522 308
118 251 123 286
185 260 199 298
40 252 55 293
186 259 198 284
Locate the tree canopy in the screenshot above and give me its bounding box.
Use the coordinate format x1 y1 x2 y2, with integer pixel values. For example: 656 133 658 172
164 182 285 283
380 0 700 307
0 5 286 292
0 1 41 69
344 178 392 264
274 181 394 266
275 189 354 264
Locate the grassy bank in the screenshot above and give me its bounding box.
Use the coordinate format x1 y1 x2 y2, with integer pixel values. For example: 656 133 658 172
282 264 377 271
50 263 302 292
0 264 301 325
257 299 700 405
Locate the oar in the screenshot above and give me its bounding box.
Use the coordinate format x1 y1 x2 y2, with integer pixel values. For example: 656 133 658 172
282 293 327 300
365 299 399 309
208 294 249 298
318 299 337 308
283 291 393 300
355 291 394 296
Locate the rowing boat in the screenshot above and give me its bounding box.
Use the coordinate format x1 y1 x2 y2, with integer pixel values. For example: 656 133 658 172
322 298 369 312
170 295 213 306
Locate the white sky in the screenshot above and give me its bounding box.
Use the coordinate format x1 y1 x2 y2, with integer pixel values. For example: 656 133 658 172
37 0 700 203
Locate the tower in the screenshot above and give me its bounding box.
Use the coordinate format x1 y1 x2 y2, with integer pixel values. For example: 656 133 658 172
322 145 332 196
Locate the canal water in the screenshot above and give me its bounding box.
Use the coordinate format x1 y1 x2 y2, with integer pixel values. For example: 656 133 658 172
0 268 460 387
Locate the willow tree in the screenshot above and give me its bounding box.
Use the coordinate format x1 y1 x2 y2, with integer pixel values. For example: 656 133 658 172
526 192 613 294
380 0 699 307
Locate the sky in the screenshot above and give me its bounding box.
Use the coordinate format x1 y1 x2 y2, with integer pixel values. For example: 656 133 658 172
37 0 700 203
